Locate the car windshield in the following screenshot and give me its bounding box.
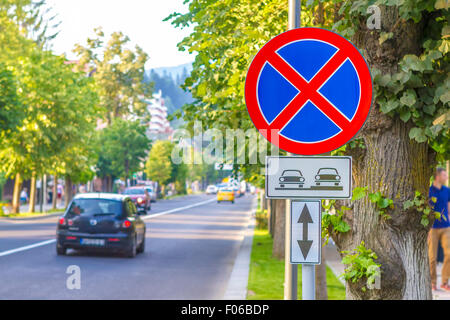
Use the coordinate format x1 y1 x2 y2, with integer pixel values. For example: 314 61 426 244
220 189 232 192
318 169 338 175
67 199 122 216
145 187 153 193
283 170 301 176
123 188 146 195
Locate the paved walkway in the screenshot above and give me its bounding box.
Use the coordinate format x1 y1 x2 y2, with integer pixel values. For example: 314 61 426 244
2 202 65 215
223 197 257 299
325 241 450 300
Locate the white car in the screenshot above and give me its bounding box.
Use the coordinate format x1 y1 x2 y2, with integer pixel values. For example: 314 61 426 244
145 187 157 202
206 185 218 195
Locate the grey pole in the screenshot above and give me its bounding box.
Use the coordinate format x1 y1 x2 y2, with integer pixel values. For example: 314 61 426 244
284 200 297 299
302 264 316 300
284 0 301 301
288 0 301 29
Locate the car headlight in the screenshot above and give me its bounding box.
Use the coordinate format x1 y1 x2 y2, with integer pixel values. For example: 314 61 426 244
315 175 320 180
299 177 305 182
336 175 341 180
279 177 285 182
137 197 143 203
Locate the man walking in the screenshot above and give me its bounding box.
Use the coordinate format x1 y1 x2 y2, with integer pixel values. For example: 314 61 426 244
428 167 450 291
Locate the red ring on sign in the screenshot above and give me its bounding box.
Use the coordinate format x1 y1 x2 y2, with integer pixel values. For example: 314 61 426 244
245 27 373 155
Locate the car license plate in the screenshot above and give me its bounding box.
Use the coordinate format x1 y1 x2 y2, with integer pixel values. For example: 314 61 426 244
80 238 105 246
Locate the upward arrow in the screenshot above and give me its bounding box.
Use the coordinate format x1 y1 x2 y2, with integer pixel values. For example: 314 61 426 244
297 204 314 259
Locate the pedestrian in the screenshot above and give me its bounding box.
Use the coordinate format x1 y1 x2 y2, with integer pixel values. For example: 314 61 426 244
428 167 450 292
57 183 63 206
20 188 28 205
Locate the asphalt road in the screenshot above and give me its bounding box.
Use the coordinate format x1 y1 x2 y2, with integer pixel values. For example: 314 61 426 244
0 193 256 300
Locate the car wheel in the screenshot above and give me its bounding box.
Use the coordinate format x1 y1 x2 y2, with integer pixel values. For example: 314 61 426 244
126 236 137 258
137 233 145 254
56 245 66 256
217 200 221 203
231 200 235 204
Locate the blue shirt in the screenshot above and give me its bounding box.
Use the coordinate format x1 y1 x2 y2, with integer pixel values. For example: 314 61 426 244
429 185 450 229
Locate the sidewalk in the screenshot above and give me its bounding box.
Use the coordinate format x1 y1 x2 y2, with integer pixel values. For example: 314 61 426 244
325 241 450 300
2 202 65 216
223 197 257 299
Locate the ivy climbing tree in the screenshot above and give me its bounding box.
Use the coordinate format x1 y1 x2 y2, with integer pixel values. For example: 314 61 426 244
170 0 449 299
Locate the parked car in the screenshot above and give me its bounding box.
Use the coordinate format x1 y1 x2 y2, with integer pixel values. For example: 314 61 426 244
56 193 146 258
279 170 305 188
217 187 235 203
206 185 218 195
123 187 151 213
315 168 341 186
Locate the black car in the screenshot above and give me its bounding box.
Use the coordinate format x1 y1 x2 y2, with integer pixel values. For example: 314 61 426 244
279 170 305 188
56 193 146 258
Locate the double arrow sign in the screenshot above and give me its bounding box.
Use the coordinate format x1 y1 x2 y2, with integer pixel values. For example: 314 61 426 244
291 200 321 264
297 204 314 259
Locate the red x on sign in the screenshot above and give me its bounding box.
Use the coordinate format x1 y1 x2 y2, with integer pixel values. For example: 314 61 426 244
245 28 373 155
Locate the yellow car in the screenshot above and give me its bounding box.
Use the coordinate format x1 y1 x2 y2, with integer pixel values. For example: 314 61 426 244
217 188 235 203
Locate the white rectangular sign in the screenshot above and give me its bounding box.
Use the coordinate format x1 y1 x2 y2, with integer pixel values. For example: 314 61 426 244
291 200 321 265
266 156 352 199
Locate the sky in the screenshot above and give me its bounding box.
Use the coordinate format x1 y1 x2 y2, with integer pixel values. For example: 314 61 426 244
44 0 194 69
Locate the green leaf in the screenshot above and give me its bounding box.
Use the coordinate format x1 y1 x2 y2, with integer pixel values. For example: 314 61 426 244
409 127 427 143
403 200 414 210
379 32 393 45
400 90 417 107
352 187 368 201
381 99 399 113
400 110 411 122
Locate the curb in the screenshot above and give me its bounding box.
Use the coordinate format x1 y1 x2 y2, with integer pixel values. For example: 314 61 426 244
0 211 63 221
223 197 257 300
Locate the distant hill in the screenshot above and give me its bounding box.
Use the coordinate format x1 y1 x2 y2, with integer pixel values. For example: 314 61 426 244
150 62 193 81
145 63 194 127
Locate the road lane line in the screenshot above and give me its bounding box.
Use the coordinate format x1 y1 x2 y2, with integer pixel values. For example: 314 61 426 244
0 239 56 257
142 198 216 220
0 198 216 257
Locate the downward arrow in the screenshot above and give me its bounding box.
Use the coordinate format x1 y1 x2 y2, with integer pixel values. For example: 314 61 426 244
297 204 314 259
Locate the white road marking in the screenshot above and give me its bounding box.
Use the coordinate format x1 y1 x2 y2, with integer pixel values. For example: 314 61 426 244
0 198 216 257
141 198 216 220
0 239 56 257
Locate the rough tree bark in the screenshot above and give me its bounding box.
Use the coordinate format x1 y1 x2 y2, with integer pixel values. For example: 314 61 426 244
64 176 73 208
332 7 434 299
28 172 36 213
11 173 21 214
273 199 286 259
316 237 328 300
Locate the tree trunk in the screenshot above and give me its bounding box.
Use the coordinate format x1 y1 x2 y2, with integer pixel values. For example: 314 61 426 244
64 176 73 208
314 2 325 26
52 175 57 210
332 7 434 299
315 237 328 300
272 199 286 259
28 172 37 213
125 158 129 187
11 173 21 214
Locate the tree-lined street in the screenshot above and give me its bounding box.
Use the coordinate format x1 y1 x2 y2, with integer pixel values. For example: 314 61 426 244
0 194 255 299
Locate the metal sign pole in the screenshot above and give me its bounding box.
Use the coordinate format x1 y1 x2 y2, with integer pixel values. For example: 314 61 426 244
284 0 301 301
